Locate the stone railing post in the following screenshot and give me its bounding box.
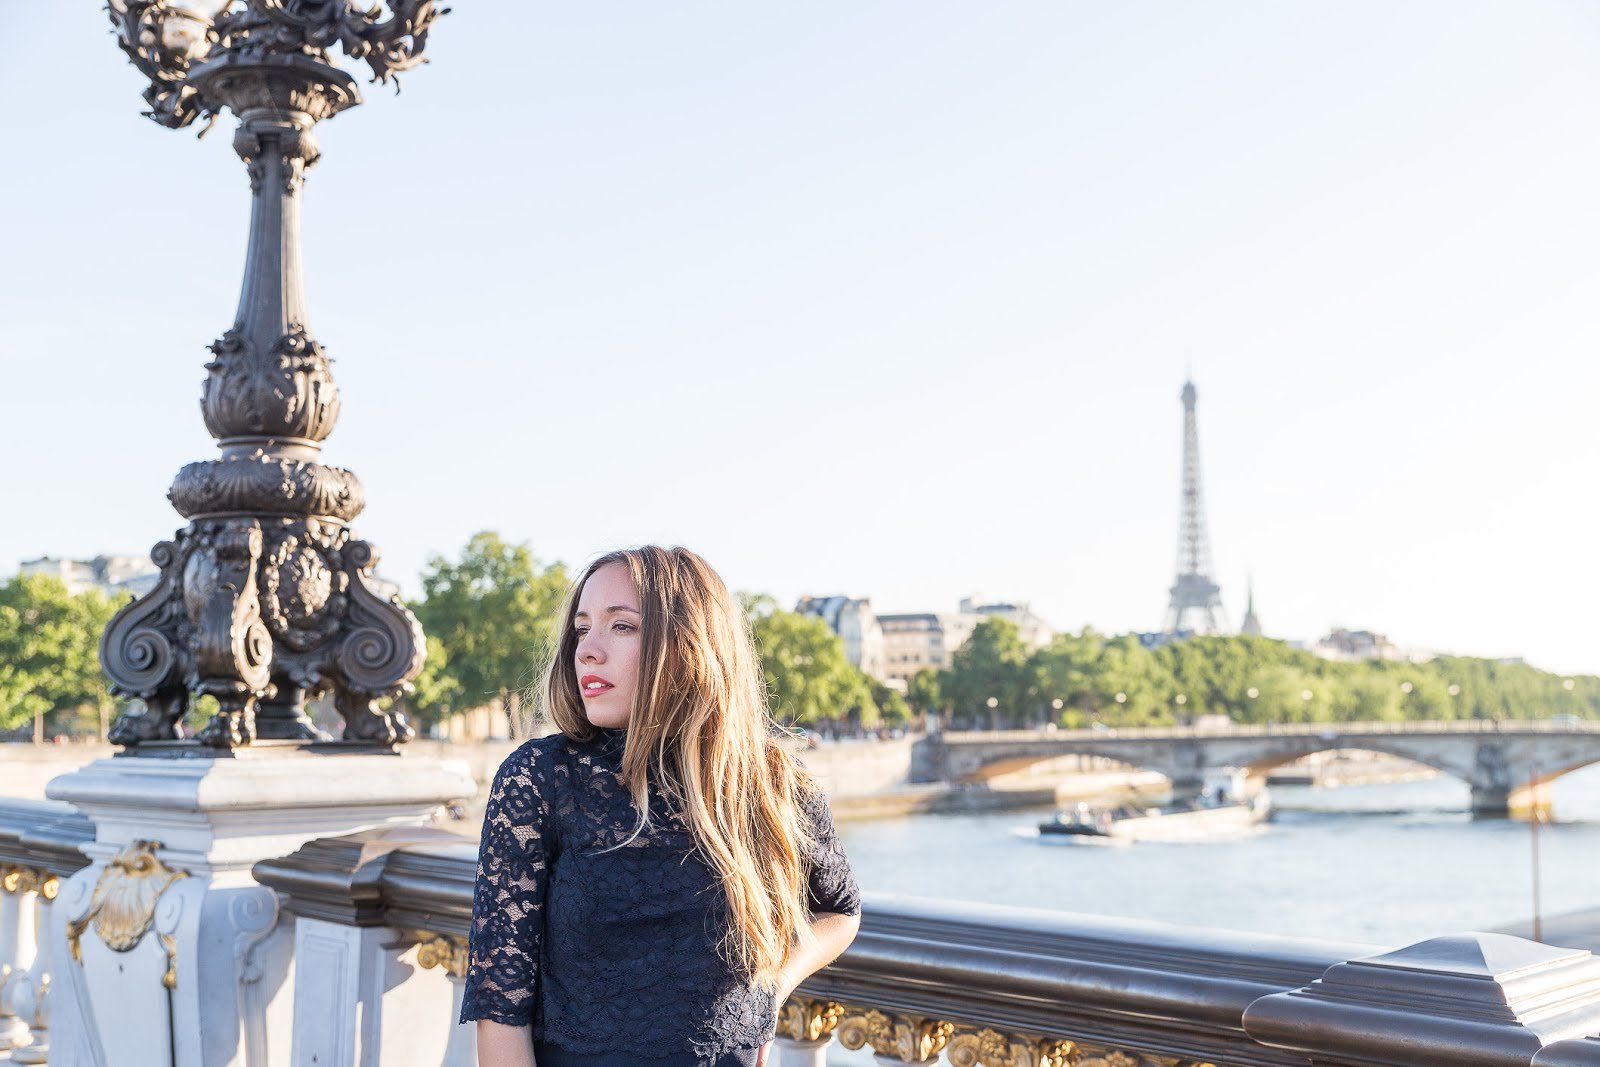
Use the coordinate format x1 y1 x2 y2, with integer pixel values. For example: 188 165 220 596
0 865 41 1052
1244 932 1600 1066
9 872 60 1065
252 826 478 1067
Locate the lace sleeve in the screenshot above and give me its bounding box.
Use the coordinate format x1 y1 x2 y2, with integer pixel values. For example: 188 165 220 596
799 787 860 917
460 744 551 1026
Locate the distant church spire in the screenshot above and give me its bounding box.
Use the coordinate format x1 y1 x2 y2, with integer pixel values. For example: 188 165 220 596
1240 576 1263 636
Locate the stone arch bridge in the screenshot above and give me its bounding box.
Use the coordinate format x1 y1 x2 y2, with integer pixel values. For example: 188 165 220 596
913 720 1600 816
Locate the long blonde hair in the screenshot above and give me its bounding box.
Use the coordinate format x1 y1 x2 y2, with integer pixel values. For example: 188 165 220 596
543 546 816 986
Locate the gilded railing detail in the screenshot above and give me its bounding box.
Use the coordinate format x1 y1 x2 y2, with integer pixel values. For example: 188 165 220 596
393 927 469 978
838 1007 954 1063
776 996 845 1043
64 839 186 991
946 1026 1077 1067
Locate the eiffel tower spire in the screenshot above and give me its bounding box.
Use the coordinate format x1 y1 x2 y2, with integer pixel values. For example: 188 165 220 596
1164 380 1227 634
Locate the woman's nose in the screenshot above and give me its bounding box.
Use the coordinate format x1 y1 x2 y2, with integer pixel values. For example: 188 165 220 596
578 634 604 663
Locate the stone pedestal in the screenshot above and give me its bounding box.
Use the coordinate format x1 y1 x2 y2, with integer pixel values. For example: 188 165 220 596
41 750 475 1067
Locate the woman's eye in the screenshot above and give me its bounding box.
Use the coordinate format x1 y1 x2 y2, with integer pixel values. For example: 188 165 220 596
612 622 635 634
573 626 589 638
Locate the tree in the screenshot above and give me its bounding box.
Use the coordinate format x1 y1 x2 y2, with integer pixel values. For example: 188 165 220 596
0 575 121 739
744 597 876 726
410 532 570 732
868 679 911 727
1032 628 1108 725
944 618 1034 729
396 635 464 728
905 668 944 720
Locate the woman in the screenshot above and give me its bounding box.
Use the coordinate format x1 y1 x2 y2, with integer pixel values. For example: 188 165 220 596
461 546 862 1067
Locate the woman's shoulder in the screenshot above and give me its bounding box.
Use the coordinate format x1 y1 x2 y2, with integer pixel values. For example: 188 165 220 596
493 731 574 780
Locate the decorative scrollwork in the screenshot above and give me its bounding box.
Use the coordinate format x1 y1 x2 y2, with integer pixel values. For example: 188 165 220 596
777 998 845 1043
107 0 221 129
100 538 189 696
111 1 447 130
838 1008 954 1064
947 1026 1079 1067
326 538 422 743
213 0 447 87
414 935 468 978
1074 1051 1205 1067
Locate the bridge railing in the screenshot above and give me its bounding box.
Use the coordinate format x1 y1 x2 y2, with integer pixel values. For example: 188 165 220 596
943 719 1600 743
0 798 94 1064
9 800 1600 1066
249 826 1600 1067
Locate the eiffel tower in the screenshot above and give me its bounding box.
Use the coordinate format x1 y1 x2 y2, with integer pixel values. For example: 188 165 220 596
1164 380 1227 634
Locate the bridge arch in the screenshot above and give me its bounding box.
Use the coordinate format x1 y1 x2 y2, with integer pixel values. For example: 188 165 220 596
930 724 1600 816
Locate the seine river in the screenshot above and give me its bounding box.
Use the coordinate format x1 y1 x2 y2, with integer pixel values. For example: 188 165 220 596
820 766 1600 1065
835 763 1600 947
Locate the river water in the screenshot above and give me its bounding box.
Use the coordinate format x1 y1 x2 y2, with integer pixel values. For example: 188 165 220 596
836 762 1600 947
816 766 1600 1064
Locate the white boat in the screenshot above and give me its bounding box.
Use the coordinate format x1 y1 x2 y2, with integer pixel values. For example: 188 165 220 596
1039 771 1270 843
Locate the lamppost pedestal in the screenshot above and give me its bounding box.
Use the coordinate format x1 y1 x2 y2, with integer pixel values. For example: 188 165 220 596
43 751 474 1067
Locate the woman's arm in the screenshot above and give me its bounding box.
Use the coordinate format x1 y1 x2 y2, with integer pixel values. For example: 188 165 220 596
774 910 862 1003
476 1020 536 1067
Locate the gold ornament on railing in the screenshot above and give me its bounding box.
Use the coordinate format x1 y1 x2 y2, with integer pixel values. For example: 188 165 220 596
2 866 42 896
1078 1053 1142 1067
393 929 469 978
947 1026 1082 1067
414 934 469 978
839 1008 955 1064
776 997 845 1042
65 839 186 991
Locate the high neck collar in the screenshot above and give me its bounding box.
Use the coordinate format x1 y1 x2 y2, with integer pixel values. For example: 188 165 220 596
596 726 627 754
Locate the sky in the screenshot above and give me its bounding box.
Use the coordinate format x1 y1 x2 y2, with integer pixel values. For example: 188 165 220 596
4 4 1600 676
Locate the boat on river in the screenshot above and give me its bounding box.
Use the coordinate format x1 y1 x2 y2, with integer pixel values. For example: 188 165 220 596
1039 774 1270 844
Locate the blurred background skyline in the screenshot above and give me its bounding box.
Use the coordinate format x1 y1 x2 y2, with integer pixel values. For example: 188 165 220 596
4 2 1598 673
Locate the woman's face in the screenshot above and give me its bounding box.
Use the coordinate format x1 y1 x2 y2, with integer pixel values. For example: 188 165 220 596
573 562 642 729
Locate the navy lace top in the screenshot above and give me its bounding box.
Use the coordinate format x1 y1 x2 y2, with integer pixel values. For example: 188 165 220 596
459 729 860 1060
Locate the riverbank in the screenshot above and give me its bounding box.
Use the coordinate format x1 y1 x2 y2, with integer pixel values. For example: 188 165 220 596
1265 749 1437 788
828 770 1169 820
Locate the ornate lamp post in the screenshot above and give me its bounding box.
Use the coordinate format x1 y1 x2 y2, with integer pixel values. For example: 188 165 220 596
99 0 444 749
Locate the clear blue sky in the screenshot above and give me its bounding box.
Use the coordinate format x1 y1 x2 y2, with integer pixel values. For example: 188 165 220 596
5 4 1599 675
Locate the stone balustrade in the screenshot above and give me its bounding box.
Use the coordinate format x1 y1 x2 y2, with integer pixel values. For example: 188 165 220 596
11 799 1600 1066
251 826 1600 1067
0 800 94 1065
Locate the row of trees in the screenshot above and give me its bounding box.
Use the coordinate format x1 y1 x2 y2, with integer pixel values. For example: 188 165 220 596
913 618 1600 730
405 533 904 730
0 575 120 738
3 531 1595 738
0 533 897 738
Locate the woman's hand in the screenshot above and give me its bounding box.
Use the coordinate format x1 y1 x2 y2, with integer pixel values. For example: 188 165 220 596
757 1038 774 1065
